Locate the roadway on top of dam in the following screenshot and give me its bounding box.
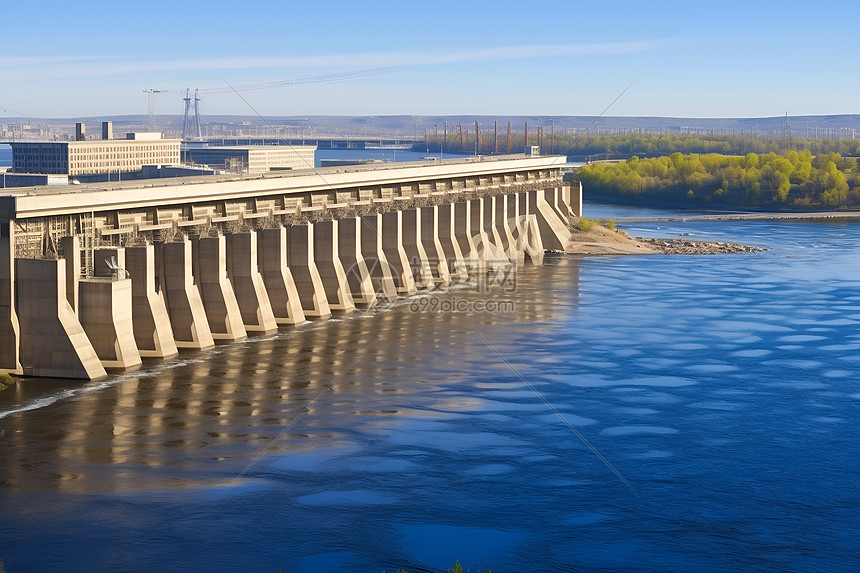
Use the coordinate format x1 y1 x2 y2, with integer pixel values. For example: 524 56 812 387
0 154 568 220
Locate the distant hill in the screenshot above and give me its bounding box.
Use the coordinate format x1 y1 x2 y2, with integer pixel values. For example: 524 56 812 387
3 114 859 139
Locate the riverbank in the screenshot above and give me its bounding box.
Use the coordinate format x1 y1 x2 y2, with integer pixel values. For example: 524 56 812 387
564 223 767 255
614 210 860 223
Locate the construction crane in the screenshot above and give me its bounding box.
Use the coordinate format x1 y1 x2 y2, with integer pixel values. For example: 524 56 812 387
142 88 166 131
143 68 387 141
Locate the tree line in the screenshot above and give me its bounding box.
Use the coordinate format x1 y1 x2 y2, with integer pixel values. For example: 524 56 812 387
572 151 860 208
421 131 860 159
554 133 860 158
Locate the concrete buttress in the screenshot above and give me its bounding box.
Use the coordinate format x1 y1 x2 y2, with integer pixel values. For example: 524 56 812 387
78 277 142 371
337 217 377 306
437 203 469 282
0 223 21 373
528 189 571 252
125 245 179 358
359 215 397 299
287 224 332 319
227 232 278 334
159 239 215 350
381 212 417 295
61 235 80 312
419 206 452 286
312 220 355 312
194 236 247 341
16 258 107 380
453 201 483 276
400 209 434 289
258 227 306 325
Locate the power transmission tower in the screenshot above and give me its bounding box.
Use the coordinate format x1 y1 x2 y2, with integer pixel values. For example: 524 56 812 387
143 88 164 131
783 111 793 150
182 88 203 141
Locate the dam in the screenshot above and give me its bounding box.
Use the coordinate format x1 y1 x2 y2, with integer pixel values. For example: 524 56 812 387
0 154 580 380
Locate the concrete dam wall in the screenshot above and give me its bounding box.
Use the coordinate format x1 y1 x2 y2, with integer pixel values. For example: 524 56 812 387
0 155 579 380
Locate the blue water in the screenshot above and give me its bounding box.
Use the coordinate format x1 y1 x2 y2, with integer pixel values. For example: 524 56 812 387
0 210 858 572
314 147 470 168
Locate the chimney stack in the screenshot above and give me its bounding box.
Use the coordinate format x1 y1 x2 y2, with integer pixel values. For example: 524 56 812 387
75 122 86 141
102 121 113 140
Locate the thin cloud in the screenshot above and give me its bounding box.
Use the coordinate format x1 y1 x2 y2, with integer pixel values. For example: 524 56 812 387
0 55 114 67
11 40 675 81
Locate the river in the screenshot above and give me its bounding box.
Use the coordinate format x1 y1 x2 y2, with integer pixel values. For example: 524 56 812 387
0 204 858 572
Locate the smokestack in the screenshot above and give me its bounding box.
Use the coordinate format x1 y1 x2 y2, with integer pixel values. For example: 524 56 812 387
102 121 113 140
75 122 86 141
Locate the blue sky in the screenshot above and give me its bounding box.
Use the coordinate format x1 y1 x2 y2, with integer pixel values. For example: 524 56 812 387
1 0 857 119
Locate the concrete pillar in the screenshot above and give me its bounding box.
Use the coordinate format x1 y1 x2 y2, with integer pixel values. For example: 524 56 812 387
522 213 546 266
545 186 570 224
337 217 377 306
567 181 583 218
419 206 452 286
312 220 355 312
528 189 570 252
359 214 397 299
513 193 544 266
493 194 521 263
159 239 215 350
400 209 434 289
287 224 332 319
16 258 107 380
258 227 306 325
467 198 493 270
0 223 21 373
194 235 247 341
61 235 80 312
438 203 469 282
126 245 179 358
381 211 417 294
507 193 527 264
453 199 485 273
78 278 142 371
227 232 278 334
479 196 510 268
482 196 506 253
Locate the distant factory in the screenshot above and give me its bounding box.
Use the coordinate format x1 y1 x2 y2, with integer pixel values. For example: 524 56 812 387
2 122 316 187
8 122 181 177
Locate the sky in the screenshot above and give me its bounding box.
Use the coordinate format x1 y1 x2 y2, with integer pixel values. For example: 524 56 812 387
1 0 858 119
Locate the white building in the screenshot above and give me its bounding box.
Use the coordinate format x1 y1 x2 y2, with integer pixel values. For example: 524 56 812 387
10 135 181 176
185 145 316 174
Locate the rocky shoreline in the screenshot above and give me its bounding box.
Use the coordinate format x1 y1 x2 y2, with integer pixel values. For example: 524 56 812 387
636 237 767 255
563 223 767 256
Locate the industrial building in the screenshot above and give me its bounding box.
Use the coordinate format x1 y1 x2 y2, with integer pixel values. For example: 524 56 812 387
9 133 181 176
184 145 315 174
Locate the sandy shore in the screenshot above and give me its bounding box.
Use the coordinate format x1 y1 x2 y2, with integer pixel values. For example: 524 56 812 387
564 224 767 256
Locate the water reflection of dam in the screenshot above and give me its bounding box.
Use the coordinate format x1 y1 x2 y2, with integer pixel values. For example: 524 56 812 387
0 255 581 493
0 155 578 380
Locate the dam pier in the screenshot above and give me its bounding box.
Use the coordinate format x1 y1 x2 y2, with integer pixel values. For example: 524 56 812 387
0 155 579 380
